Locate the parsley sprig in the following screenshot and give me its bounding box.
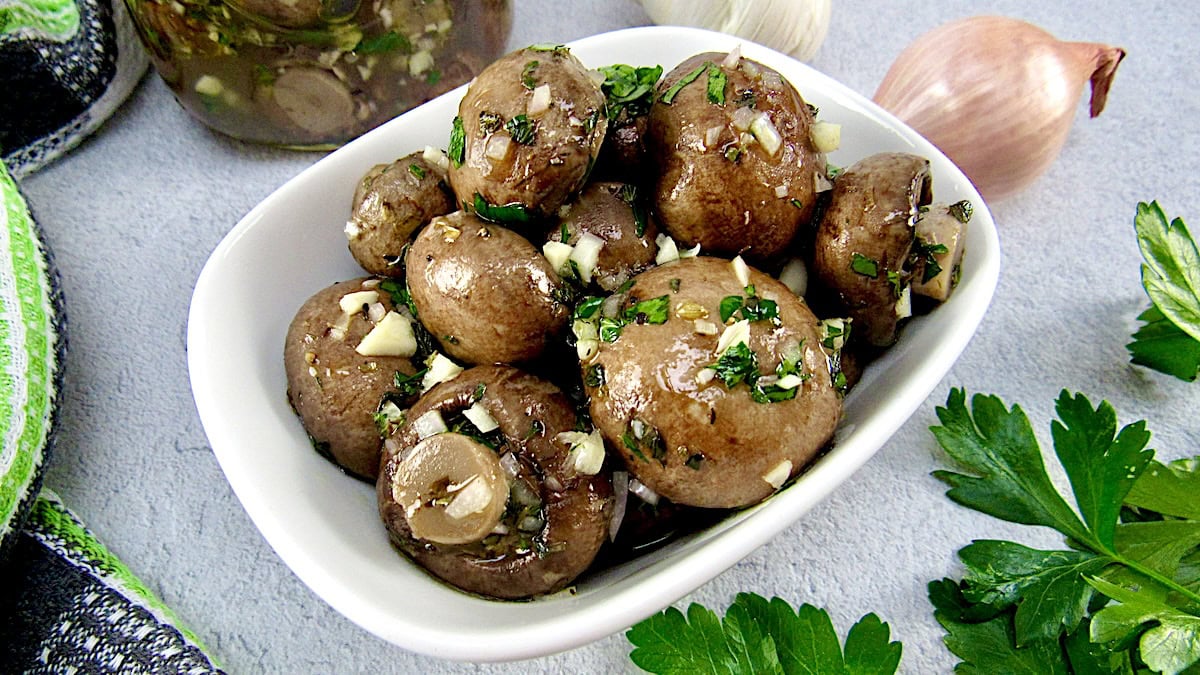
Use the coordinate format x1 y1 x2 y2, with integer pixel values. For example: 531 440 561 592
627 592 902 675
929 388 1200 673
1128 201 1200 381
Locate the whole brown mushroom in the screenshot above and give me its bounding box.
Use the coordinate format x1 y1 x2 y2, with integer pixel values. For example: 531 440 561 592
811 152 933 347
545 181 659 293
377 365 612 599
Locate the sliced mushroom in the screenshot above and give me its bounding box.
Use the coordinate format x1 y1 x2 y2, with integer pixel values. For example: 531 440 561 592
911 201 971 302
811 152 932 347
271 66 357 137
392 432 509 545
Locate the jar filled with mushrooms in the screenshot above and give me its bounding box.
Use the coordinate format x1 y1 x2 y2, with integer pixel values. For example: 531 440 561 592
124 0 511 147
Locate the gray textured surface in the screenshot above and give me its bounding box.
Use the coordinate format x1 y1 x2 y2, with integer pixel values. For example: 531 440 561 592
18 0 1200 672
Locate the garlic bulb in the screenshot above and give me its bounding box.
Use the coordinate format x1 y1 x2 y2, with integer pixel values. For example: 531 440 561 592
640 0 830 61
873 16 1125 202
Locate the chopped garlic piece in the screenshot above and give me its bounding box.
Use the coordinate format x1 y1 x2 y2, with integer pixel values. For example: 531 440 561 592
463 402 499 433
655 234 680 264
569 232 604 284
194 74 223 96
750 113 783 156
557 430 605 475
528 84 552 116
421 352 463 392
422 145 449 172
809 120 842 153
695 368 716 385
731 256 751 288
715 319 751 355
409 50 434 76
444 476 492 519
694 318 719 336
543 240 574 274
763 460 793 489
776 373 806 390
339 290 379 314
778 257 808 296
895 285 912 319
355 311 416 357
412 409 447 440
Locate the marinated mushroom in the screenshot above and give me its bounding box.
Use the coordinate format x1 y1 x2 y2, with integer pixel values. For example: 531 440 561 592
544 181 659 292
646 52 826 263
911 200 971 303
284 277 421 480
347 151 456 277
405 211 571 364
377 365 613 599
448 45 608 219
581 256 841 509
256 63 363 141
811 152 933 347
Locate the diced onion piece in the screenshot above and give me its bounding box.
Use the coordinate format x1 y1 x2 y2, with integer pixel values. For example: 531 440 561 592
542 240 574 274
569 232 604 284
423 145 449 171
761 70 783 92
715 319 751 355
814 170 834 193
774 184 789 198
776 373 806 390
721 45 742 69
609 471 629 541
484 133 512 161
695 368 716 385
444 476 493 519
557 430 605 475
409 50 434 76
655 233 680 264
731 105 757 132
528 84 551 116
895 285 912 319
421 352 463 391
778 257 808 296
463 402 499 433
763 460 793 489
731 255 751 288
367 302 387 323
750 113 783 156
344 220 361 239
601 293 623 319
499 451 520 479
810 120 842 153
679 242 701 258
629 478 660 506
355 311 416 357
694 319 719 336
329 311 352 341
412 409 447 440
704 125 723 149
576 337 599 361
339 290 380 314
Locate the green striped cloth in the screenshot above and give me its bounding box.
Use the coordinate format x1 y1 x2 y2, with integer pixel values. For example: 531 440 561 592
1 161 223 672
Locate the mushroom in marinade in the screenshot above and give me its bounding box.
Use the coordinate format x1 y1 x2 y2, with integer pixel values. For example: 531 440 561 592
543 181 659 293
284 277 422 480
377 365 613 599
581 256 841 509
405 210 572 365
811 152 933 347
647 52 827 263
347 151 456 277
448 45 608 219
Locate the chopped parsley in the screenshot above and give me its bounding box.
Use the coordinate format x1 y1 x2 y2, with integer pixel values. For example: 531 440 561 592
504 114 536 145
623 294 671 325
710 342 759 388
599 63 662 119
424 69 441 85
355 30 413 55
669 278 681 293
407 163 426 180
706 63 726 105
887 270 904 298
584 363 606 388
659 62 708 105
448 116 465 168
912 238 950 284
617 184 649 237
521 60 539 90
827 163 843 180
527 43 569 56
574 295 604 320
790 198 803 209
850 253 879 278
478 110 504 135
948 199 974 224
393 369 426 397
599 317 624 343
723 145 742 163
472 193 533 226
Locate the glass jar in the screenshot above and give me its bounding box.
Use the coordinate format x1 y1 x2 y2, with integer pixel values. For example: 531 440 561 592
124 0 511 148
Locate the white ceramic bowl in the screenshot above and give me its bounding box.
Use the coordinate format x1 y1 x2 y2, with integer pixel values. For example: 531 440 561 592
187 26 1000 662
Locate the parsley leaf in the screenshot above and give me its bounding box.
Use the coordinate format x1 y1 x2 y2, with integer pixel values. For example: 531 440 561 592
472 193 532 226
660 62 709 105
706 63 726 105
929 389 1200 672
448 116 465 168
710 342 759 388
627 593 902 675
1129 201 1200 380
599 63 662 118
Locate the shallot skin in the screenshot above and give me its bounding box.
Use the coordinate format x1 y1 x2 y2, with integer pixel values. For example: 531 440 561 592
874 15 1125 202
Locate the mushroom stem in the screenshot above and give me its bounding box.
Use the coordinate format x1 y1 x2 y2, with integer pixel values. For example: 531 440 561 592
392 432 509 545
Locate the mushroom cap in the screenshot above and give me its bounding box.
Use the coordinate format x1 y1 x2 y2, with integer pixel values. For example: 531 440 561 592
547 181 659 293
348 153 455 277
811 152 932 347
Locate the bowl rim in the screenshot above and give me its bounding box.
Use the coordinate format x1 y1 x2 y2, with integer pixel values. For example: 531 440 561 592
187 24 1000 662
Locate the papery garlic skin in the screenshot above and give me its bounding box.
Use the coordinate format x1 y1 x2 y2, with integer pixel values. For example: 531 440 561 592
874 15 1125 202
640 0 831 61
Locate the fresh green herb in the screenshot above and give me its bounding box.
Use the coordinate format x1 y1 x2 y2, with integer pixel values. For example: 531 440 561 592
723 145 742 163
827 163 843 180
685 453 704 470
471 383 486 403
355 30 413 55
710 342 759 388
721 297 742 322
407 163 426 180
253 63 275 86
706 63 726 105
627 593 902 675
472 193 532 226
617 184 649 237
448 116 465 168
424 68 441 85
393 369 427 397
669 278 681 293
850 253 879 278
522 419 545 441
948 199 974 224
911 238 949 284
574 295 604 320
505 114 536 145
559 220 571 243
599 63 662 118
527 42 569 55
599 317 624 343
621 429 648 462
789 198 803 209
521 60 539 90
1127 201 1200 381
929 388 1200 674
478 110 504 135
659 62 708 105
623 294 671 325
584 364 605 388
550 282 575 308
886 271 903 298
373 396 406 437
720 294 779 324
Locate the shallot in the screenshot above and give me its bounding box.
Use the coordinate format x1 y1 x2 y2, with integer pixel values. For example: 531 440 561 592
873 15 1125 201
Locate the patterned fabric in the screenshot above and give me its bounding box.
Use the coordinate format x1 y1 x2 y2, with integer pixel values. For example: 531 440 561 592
0 0 148 177
0 491 225 673
0 159 61 559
